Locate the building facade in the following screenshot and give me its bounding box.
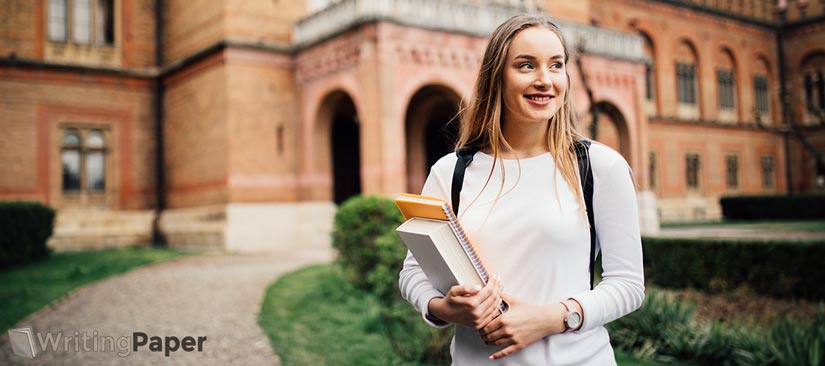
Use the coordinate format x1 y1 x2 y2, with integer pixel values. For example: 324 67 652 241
1 0 823 251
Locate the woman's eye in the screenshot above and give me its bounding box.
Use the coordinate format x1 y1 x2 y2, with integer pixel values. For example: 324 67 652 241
550 62 563 69
518 63 534 70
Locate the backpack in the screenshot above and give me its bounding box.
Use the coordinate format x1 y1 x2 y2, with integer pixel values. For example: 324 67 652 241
450 140 598 290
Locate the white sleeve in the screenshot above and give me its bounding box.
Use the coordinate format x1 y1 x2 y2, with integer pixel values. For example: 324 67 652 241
570 158 646 331
398 160 454 328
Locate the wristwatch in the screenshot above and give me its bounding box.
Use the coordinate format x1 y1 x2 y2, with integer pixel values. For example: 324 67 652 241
560 300 582 332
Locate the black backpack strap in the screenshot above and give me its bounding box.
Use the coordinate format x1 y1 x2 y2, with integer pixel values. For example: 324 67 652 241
573 139 597 290
451 146 478 216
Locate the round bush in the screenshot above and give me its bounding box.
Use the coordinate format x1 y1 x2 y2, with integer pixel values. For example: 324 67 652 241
331 195 405 294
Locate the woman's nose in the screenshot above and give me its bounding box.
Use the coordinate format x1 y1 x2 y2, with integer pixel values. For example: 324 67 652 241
534 69 552 89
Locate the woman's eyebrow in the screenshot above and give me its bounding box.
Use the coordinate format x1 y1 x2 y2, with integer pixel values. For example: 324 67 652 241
513 54 564 61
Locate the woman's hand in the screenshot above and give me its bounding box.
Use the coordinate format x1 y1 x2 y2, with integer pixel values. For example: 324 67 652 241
479 294 567 360
427 276 502 329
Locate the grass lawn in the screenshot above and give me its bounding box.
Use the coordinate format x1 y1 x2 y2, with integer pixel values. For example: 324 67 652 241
258 264 656 366
0 247 192 333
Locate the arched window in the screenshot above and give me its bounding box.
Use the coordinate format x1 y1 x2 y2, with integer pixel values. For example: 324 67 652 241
753 56 771 123
675 40 700 120
717 49 737 114
61 127 107 194
802 53 825 125
639 31 657 116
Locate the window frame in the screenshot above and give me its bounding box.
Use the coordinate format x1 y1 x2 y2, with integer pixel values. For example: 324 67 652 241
47 0 116 47
677 62 698 105
717 69 736 110
685 152 701 190
761 155 775 190
725 153 740 190
59 126 109 206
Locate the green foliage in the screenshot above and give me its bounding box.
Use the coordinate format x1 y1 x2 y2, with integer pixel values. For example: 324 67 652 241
609 289 825 366
765 307 825 366
258 264 437 366
0 247 191 333
721 194 825 220
0 201 56 268
331 195 405 294
330 195 451 363
642 237 825 300
380 301 452 365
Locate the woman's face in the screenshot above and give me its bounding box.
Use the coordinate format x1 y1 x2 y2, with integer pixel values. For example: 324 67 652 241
501 27 567 127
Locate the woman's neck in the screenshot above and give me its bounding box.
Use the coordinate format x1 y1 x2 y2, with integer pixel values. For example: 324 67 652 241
499 119 550 158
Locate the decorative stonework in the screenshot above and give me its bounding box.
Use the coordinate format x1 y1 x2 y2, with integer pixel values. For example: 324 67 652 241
394 44 482 69
294 35 363 84
293 0 645 62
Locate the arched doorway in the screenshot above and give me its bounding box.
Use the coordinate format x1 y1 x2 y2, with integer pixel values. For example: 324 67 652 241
581 101 631 160
404 85 462 193
317 91 362 205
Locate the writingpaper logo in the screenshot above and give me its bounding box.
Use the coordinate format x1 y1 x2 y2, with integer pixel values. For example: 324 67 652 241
8 327 37 359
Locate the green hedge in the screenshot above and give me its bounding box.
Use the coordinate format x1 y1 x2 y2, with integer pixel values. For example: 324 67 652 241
331 195 406 297
642 237 825 300
0 202 55 268
720 194 825 220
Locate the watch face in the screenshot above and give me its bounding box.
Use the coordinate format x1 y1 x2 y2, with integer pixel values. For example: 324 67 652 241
568 312 582 327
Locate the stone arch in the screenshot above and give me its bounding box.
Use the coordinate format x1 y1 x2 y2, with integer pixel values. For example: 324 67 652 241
315 90 362 205
404 84 462 193
583 101 632 161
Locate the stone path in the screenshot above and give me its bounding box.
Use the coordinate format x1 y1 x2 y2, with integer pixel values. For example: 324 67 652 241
0 247 334 365
656 224 825 241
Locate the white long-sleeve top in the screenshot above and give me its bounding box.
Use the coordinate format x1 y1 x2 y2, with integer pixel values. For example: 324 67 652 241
399 142 645 366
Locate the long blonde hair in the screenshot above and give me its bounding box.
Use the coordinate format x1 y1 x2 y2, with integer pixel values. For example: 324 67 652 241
456 14 587 212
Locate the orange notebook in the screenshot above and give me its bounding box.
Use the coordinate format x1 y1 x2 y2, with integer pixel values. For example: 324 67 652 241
394 193 492 287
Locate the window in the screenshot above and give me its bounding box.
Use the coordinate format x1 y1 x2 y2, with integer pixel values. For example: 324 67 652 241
61 128 107 194
718 69 736 110
761 155 775 189
646 63 655 100
686 153 700 189
48 0 67 41
72 0 91 44
95 0 114 45
677 62 697 104
805 71 824 112
725 154 739 190
61 129 81 191
48 0 114 45
649 151 657 189
754 74 770 114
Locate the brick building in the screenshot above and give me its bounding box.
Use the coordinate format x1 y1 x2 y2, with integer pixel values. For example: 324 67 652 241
1 0 823 251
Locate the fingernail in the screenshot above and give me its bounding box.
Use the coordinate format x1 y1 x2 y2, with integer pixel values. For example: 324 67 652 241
489 355 495 360
472 285 482 292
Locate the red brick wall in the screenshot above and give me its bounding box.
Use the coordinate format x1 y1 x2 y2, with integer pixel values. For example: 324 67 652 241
163 50 229 208
0 0 40 59
0 67 156 209
224 48 300 203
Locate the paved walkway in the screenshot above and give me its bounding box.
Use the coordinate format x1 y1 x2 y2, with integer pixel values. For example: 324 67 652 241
0 247 334 365
655 224 825 241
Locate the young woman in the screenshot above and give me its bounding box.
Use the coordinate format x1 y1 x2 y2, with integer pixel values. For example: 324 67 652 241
399 14 645 365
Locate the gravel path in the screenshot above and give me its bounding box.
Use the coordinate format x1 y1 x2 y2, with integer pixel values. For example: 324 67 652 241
656 226 825 241
0 247 333 365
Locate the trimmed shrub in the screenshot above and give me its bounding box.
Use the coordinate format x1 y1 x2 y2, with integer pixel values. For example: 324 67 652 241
331 195 406 295
721 194 825 220
331 195 452 364
642 237 825 300
0 201 55 268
